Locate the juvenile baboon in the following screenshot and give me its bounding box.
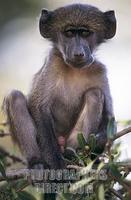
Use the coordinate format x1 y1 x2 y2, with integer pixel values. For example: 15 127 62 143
3 4 116 171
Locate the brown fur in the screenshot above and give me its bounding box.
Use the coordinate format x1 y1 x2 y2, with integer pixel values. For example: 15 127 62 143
3 4 116 172
28 48 112 145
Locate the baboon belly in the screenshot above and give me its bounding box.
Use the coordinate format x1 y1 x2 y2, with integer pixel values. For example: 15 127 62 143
51 99 83 137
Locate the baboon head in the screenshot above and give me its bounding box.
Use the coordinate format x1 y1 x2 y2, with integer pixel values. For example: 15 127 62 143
39 4 116 68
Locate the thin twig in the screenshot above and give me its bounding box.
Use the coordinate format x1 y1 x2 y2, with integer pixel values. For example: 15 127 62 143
0 169 29 182
16 182 29 192
116 162 131 169
0 122 8 126
0 168 50 182
0 168 29 181
0 147 26 165
67 165 82 170
0 132 10 137
113 126 131 141
109 188 124 200
109 172 131 194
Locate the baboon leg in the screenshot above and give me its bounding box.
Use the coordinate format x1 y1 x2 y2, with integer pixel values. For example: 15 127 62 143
83 88 107 149
67 88 106 149
3 90 42 167
83 88 104 135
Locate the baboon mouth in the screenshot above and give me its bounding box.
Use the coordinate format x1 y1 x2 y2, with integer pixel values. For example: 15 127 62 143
66 58 94 68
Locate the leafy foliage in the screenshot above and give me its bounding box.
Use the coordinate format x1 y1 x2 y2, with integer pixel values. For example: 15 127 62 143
0 119 131 200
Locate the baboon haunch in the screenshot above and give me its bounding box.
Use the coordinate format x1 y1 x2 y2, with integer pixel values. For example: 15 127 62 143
3 4 116 170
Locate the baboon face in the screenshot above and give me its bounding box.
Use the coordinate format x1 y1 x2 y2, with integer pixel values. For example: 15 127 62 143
39 4 116 68
57 26 95 68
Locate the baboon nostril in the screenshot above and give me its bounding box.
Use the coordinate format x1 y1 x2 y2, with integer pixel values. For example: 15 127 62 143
74 52 84 58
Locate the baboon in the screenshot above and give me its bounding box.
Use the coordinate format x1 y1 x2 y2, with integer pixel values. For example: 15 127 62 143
3 4 116 171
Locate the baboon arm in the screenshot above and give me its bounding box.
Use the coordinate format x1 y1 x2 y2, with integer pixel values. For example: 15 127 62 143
36 111 66 169
3 90 42 167
103 81 114 118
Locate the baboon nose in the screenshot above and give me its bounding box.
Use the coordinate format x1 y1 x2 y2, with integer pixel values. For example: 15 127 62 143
74 52 85 58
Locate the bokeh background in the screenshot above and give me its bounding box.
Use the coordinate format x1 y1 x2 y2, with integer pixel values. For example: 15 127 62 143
0 0 131 160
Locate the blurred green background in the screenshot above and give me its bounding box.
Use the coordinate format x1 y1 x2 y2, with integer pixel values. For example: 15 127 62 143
0 0 131 162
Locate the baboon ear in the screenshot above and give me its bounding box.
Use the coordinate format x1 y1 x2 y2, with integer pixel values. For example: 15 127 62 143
39 9 53 38
104 10 116 39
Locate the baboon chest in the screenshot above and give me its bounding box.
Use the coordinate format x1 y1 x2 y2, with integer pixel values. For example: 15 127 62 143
51 78 87 135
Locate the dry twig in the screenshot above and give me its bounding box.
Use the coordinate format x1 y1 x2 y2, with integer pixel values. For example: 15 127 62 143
0 147 26 165
113 126 131 141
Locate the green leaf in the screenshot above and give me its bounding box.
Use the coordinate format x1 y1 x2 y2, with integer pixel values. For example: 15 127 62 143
109 162 121 179
77 132 87 149
88 134 96 151
98 184 104 200
125 192 131 200
69 177 93 193
11 188 18 199
97 162 105 172
58 193 69 200
0 160 6 179
65 147 78 158
107 117 116 140
79 160 95 176
17 191 37 200
111 142 121 161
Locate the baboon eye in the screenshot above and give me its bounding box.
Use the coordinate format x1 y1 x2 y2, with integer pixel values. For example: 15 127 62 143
64 28 93 38
64 30 76 37
80 30 93 37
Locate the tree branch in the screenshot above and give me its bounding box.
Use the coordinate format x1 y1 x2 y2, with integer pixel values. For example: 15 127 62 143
0 147 26 165
113 126 131 141
0 168 29 181
109 188 124 200
0 131 10 137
